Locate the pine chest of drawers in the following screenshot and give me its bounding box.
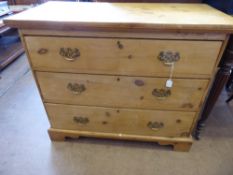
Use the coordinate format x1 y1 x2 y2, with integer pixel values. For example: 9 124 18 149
4 2 233 151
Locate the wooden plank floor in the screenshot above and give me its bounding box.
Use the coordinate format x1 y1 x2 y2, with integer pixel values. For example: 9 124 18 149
0 54 233 175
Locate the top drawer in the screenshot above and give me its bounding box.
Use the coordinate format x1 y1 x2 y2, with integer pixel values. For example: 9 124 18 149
25 36 222 77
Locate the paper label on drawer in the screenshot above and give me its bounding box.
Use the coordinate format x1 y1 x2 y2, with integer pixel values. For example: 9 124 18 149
166 79 173 88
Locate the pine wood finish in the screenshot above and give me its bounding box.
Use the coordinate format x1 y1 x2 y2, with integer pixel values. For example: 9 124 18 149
45 103 195 137
48 128 193 152
37 72 208 111
4 2 233 32
25 36 222 78
4 2 233 151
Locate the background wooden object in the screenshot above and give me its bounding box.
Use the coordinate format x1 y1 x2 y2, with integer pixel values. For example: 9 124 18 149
195 36 233 139
194 1 233 139
0 8 24 71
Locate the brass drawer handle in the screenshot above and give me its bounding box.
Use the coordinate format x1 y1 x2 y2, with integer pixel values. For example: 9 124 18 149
67 83 86 95
152 88 171 99
147 121 164 131
73 116 89 124
158 51 180 65
60 47 80 61
38 48 48 55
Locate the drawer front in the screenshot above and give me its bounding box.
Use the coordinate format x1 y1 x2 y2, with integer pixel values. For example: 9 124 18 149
45 103 195 137
26 36 222 77
37 72 208 111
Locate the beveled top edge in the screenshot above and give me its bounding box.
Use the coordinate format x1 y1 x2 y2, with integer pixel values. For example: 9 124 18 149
4 1 233 33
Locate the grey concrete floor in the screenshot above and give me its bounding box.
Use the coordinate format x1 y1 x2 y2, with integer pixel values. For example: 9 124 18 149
0 54 233 175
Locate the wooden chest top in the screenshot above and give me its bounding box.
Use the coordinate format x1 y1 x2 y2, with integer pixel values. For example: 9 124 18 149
3 1 233 33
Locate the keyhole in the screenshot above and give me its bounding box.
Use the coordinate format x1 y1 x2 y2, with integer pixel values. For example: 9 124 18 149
117 41 123 49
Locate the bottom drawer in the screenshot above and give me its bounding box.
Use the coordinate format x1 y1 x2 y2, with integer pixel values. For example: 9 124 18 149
45 103 195 137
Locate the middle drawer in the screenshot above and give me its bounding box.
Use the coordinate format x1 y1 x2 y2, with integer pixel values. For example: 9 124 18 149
36 72 208 111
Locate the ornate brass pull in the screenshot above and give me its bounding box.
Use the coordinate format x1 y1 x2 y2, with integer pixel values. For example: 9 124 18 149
73 116 89 124
60 47 80 61
152 88 171 99
67 83 86 95
147 121 164 131
158 51 180 65
38 48 48 55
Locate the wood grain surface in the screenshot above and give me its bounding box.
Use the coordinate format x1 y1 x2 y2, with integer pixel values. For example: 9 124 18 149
25 36 222 78
4 2 233 32
21 30 227 40
45 103 195 137
36 72 208 111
